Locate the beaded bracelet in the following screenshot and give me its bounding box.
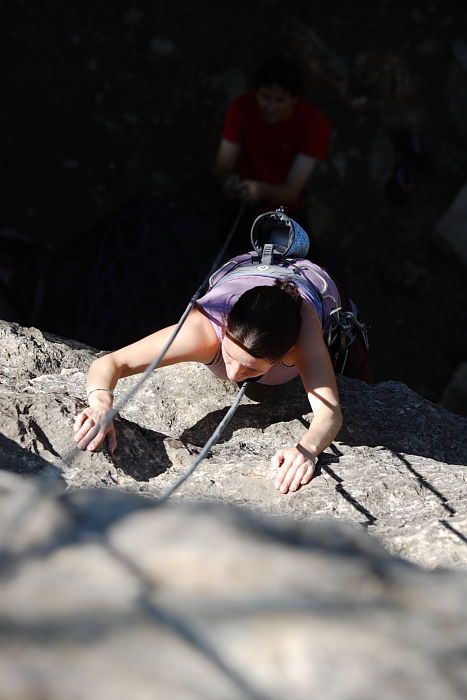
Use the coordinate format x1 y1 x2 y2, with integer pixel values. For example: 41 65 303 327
86 388 114 403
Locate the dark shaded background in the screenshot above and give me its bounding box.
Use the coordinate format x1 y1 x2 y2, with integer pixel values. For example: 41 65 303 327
1 0 466 404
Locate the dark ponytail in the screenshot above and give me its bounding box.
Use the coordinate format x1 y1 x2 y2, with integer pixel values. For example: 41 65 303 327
226 281 302 361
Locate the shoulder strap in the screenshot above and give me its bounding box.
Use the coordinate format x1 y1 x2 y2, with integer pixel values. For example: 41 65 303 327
209 258 326 325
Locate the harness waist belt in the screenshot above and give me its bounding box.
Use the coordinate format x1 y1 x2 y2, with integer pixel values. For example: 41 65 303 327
211 262 326 325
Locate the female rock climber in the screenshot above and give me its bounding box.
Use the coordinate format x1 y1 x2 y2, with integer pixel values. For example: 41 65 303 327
73 211 371 494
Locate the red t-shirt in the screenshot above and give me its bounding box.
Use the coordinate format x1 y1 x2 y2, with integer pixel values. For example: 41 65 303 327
222 91 331 185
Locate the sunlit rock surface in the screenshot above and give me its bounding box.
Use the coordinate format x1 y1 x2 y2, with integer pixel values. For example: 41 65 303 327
1 320 466 569
1 320 467 698
1 471 467 700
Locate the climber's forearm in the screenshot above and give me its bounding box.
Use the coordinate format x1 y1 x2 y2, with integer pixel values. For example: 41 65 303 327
297 405 343 458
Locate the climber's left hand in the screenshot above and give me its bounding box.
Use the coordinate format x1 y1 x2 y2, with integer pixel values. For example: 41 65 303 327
271 444 317 494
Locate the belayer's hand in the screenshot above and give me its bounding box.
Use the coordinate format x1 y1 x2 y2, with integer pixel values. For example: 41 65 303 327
238 179 262 202
223 174 242 198
272 445 316 494
73 405 117 454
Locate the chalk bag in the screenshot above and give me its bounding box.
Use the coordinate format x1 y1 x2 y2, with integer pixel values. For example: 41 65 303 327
250 208 310 263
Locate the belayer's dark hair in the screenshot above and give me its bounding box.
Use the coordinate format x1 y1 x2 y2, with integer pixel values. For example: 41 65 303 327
226 281 302 361
253 55 304 96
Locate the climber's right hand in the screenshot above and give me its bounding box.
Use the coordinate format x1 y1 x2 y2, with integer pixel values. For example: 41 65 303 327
73 404 117 454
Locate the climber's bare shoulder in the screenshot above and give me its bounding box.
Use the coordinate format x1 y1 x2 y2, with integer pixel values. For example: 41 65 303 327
109 307 219 375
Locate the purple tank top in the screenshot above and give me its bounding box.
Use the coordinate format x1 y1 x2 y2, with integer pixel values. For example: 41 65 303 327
196 256 340 386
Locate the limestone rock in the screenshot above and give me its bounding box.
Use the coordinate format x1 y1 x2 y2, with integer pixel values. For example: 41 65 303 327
0 321 98 382
1 320 467 569
0 472 467 700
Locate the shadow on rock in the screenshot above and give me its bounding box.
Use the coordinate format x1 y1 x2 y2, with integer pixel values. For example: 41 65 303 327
110 417 200 483
179 399 308 448
338 377 467 466
0 433 65 481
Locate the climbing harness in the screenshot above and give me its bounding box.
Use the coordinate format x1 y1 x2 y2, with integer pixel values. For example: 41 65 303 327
84 205 367 497
209 207 370 374
210 256 327 326
325 302 370 375
1 204 369 545
209 208 327 325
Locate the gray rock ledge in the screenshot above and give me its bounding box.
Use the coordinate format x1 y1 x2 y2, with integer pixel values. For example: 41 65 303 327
1 319 467 569
0 472 467 700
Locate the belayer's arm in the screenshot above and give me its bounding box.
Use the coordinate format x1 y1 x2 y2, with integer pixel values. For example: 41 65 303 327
214 138 242 195
272 304 342 493
239 153 317 206
73 309 218 452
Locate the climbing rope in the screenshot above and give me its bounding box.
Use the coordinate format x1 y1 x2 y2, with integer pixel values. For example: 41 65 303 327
0 201 249 551
157 381 247 503
91 199 248 501
107 200 247 428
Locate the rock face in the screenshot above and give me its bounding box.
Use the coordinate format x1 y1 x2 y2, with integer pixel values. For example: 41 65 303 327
1 319 467 698
1 320 467 569
1 471 467 700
